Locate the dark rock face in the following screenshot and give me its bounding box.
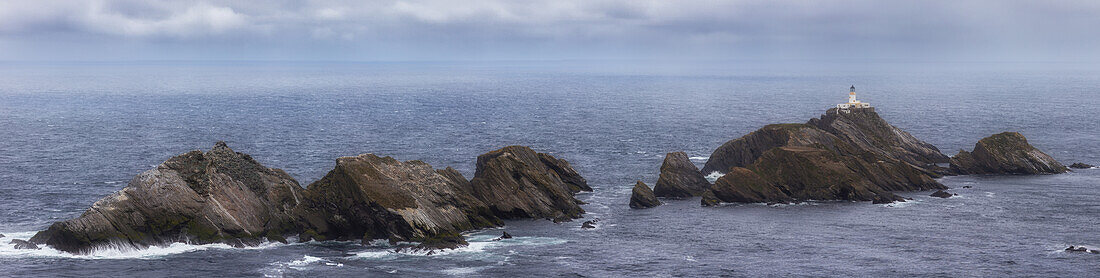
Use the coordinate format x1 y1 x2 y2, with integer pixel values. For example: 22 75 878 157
629 181 661 209
701 124 843 175
10 239 39 250
707 167 791 204
871 194 905 204
653 152 711 197
950 132 1068 175
1065 246 1098 254
469 146 586 222
494 231 512 241
30 142 303 254
809 108 951 166
1070 163 1095 169
581 219 597 229
293 154 501 244
699 109 950 204
537 153 592 193
930 190 953 198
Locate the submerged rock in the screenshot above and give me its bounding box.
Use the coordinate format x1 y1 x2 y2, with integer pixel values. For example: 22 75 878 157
10 239 39 250
468 146 587 222
950 132 1067 175
653 152 711 197
493 231 512 241
1070 163 1095 169
629 181 661 209
29 142 303 254
581 220 597 229
930 190 953 198
293 154 501 245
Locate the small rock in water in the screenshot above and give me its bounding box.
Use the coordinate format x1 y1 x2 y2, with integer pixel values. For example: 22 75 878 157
10 239 39 250
930 190 953 198
1070 163 1095 169
493 231 513 241
962 186 972 189
581 219 599 229
872 194 905 204
0 233 5 238
1065 246 1091 252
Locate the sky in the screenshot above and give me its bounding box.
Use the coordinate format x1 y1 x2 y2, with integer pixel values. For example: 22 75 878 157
1 0 1099 62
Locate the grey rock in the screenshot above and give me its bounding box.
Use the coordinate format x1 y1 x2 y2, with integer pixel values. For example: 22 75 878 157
653 152 711 197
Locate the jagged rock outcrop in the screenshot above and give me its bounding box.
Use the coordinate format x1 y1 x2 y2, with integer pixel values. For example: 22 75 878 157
10 239 39 250
809 108 951 167
292 154 500 246
30 142 303 254
930 190 953 198
699 108 946 204
629 181 661 209
705 167 791 204
537 153 592 193
950 132 1067 175
468 146 586 222
701 124 843 175
1070 163 1095 169
653 152 711 197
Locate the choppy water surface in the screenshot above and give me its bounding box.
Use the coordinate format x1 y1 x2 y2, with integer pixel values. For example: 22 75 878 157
1 62 1098 277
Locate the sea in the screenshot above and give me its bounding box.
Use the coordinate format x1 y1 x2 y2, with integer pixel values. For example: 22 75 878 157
0 61 1098 277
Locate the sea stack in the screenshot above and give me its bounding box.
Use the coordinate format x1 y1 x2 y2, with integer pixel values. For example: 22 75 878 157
653 152 711 198
30 142 303 254
629 181 661 209
950 132 1067 175
468 146 587 222
699 87 946 204
292 154 500 247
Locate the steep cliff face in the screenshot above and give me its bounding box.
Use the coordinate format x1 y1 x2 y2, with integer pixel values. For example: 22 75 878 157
292 154 500 244
30 142 303 254
809 108 951 167
468 146 587 222
950 132 1067 175
653 152 712 197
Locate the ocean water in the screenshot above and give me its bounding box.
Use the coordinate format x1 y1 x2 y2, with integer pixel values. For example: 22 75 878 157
0 61 1098 277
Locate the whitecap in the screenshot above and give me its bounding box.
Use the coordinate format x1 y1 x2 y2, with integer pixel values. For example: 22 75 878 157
0 230 290 260
704 171 725 183
689 156 709 161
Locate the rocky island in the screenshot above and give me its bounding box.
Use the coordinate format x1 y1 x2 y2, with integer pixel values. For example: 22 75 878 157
646 87 1069 207
28 143 590 254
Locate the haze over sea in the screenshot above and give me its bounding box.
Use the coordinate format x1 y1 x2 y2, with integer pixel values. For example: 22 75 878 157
1 61 1098 277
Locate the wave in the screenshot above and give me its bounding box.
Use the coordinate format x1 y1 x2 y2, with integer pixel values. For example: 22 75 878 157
689 156 709 161
0 230 290 260
704 171 724 183
353 233 567 261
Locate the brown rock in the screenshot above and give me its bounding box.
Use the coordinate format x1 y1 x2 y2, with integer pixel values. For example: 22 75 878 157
30 142 303 254
468 146 586 222
293 154 500 244
653 152 711 197
950 132 1068 175
629 181 661 209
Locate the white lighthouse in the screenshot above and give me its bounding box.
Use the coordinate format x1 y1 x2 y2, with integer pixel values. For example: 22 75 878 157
835 85 872 113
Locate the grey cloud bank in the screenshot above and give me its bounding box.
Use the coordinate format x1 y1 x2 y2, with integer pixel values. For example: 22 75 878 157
1 0 1098 62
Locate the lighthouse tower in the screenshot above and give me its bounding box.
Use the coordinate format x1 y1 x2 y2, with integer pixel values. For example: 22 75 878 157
835 85 872 113
849 85 858 103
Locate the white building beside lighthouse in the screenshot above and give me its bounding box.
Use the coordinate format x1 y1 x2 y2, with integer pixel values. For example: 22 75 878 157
835 85 872 113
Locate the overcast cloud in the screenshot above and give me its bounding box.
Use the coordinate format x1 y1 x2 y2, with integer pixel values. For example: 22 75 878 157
1 0 1098 62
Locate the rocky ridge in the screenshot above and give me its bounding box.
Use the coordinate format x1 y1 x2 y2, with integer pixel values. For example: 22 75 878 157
29 143 589 254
